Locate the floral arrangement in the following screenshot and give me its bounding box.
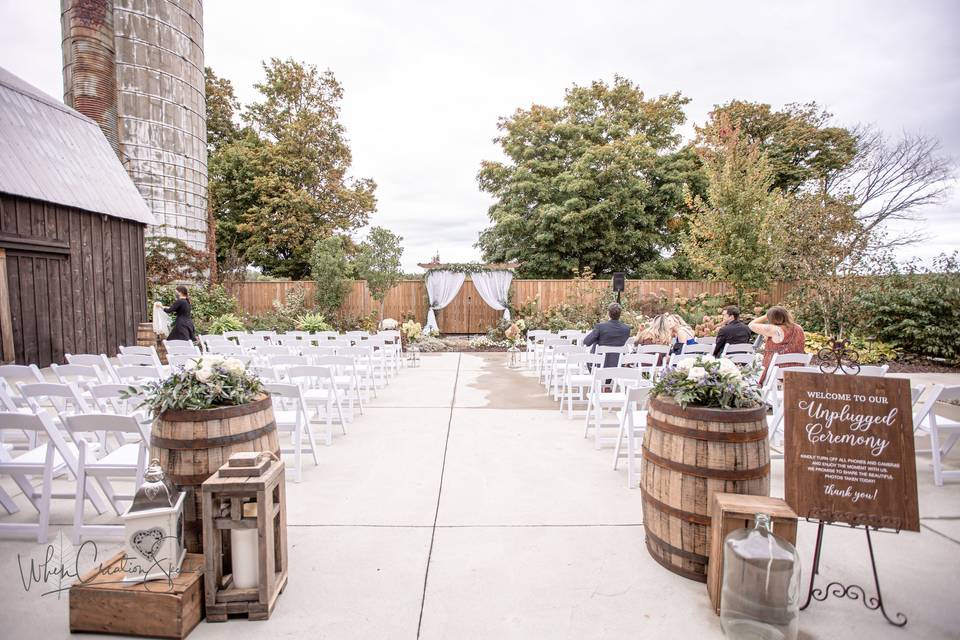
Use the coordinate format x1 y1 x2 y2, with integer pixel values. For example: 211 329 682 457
401 319 422 343
503 319 526 347
651 355 762 409
469 335 511 349
132 355 263 414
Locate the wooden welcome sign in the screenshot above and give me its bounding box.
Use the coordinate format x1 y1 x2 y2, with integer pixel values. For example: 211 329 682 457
783 371 919 531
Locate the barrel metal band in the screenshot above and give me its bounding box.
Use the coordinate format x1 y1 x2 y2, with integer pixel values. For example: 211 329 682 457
645 528 709 564
642 445 770 481
644 536 709 583
647 415 768 443
640 486 711 525
151 421 277 450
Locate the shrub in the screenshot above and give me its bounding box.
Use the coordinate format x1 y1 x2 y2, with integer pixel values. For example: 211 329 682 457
309 236 353 315
849 254 960 361
415 335 447 352
296 313 333 332
804 332 899 365
206 313 246 335
191 284 240 322
335 311 379 333
469 336 510 349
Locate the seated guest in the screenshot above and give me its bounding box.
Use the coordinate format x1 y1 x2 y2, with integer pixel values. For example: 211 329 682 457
668 314 697 355
749 305 805 383
634 314 671 347
583 303 632 368
713 305 753 357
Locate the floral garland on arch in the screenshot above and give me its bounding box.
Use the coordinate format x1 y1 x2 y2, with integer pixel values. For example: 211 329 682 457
419 262 516 274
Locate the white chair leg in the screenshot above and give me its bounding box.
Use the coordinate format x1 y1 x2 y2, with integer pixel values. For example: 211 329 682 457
930 416 944 486
0 484 18 514
293 419 303 483
594 400 604 450
71 447 86 544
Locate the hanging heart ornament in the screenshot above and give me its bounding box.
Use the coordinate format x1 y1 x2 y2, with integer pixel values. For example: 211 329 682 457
131 527 165 560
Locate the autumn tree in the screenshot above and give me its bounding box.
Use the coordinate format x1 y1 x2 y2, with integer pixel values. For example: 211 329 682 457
682 118 788 303
208 59 377 279
477 76 704 278
205 67 240 154
354 227 403 321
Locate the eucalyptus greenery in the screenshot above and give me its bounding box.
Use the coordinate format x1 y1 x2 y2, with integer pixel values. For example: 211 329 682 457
424 263 516 275
651 356 762 409
130 355 263 414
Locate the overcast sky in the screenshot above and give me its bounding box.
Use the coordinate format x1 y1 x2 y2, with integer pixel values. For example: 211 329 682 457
2 0 958 272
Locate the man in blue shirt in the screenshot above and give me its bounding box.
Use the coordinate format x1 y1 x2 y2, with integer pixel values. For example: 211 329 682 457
583 303 632 367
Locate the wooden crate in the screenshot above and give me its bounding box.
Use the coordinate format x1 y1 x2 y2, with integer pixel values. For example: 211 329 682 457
707 493 798 615
70 552 205 638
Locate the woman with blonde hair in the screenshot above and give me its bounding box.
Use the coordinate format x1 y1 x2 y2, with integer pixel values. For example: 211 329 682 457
749 305 805 383
635 314 672 347
667 313 697 354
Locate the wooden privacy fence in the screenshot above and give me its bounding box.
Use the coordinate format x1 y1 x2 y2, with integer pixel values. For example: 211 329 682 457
227 279 797 334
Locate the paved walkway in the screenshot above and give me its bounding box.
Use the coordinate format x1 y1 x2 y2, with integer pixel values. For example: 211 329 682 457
1 352 959 639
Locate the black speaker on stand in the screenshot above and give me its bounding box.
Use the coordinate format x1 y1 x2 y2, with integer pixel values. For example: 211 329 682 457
612 272 625 304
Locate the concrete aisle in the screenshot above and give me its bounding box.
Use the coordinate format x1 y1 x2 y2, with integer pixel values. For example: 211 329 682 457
1 352 958 639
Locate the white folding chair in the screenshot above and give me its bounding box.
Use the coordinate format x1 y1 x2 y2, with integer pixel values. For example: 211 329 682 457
163 339 199 353
168 354 202 369
526 330 550 369
249 365 280 382
118 353 161 368
0 364 45 409
0 411 106 542
119 345 164 369
722 343 755 356
51 364 109 395
251 330 277 342
315 355 365 417
66 353 119 382
594 344 631 368
726 353 756 367
114 365 164 382
199 334 231 351
287 365 348 444
697 336 717 345
761 353 814 404
88 383 150 429
165 344 201 357
612 386 651 488
547 344 585 399
222 330 247 342
207 343 244 356
619 353 660 382
538 336 566 381
64 413 150 542
845 364 889 377
560 353 603 418
667 353 701 369
928 385 960 486
584 367 643 449
681 342 713 355
238 336 267 353
268 355 310 380
264 382 319 482
637 344 670 366
253 345 292 364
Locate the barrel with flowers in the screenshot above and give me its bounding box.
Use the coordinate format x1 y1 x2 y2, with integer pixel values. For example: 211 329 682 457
640 355 770 582
138 354 279 553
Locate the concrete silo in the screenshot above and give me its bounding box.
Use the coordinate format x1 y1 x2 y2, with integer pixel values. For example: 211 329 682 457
62 0 208 252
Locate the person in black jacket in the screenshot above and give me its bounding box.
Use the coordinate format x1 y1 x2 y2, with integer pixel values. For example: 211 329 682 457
161 285 198 343
583 303 632 367
712 305 753 357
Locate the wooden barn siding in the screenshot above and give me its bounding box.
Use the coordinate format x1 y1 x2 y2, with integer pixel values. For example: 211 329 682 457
229 279 796 334
0 193 147 367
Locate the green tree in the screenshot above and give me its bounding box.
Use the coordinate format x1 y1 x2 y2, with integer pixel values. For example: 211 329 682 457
682 117 788 303
477 76 703 278
205 67 240 154
696 101 858 193
209 59 377 279
354 226 403 321
309 235 354 316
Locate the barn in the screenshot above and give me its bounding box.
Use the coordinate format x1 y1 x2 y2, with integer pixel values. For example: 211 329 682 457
0 66 155 367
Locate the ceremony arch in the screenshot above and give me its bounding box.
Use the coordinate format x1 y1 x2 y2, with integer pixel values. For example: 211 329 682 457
417 262 519 334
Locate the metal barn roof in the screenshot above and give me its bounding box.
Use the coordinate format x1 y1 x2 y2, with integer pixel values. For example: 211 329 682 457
0 66 156 225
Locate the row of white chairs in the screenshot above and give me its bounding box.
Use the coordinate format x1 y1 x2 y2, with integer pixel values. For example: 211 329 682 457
521 332 959 490
0 332 412 543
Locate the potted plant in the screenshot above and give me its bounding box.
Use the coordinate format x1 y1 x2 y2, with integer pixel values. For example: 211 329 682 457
641 355 771 582
133 355 278 553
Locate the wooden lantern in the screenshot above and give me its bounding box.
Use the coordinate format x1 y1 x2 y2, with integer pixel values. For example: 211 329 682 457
201 453 288 622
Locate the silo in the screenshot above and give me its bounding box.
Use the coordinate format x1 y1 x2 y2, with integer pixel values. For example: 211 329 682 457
61 0 208 253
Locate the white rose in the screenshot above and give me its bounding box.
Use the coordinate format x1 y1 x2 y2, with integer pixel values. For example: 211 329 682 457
687 366 707 381
718 358 740 376
195 367 213 383
183 358 198 371
224 358 245 375
203 355 225 367
676 358 695 371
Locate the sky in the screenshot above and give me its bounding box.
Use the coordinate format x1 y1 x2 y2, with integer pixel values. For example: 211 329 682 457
1 0 958 272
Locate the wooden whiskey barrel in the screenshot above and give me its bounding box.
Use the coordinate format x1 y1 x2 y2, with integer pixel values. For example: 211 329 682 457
136 321 167 364
150 395 279 553
640 397 770 582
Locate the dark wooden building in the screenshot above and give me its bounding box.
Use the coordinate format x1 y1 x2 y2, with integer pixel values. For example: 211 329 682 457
0 67 155 367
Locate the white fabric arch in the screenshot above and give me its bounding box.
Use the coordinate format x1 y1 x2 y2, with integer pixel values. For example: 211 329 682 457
423 270 466 334
471 270 513 321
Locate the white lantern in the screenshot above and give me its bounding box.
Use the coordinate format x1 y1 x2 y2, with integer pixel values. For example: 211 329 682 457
120 460 186 583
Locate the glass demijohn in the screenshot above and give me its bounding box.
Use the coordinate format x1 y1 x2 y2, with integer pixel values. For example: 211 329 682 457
720 513 801 640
